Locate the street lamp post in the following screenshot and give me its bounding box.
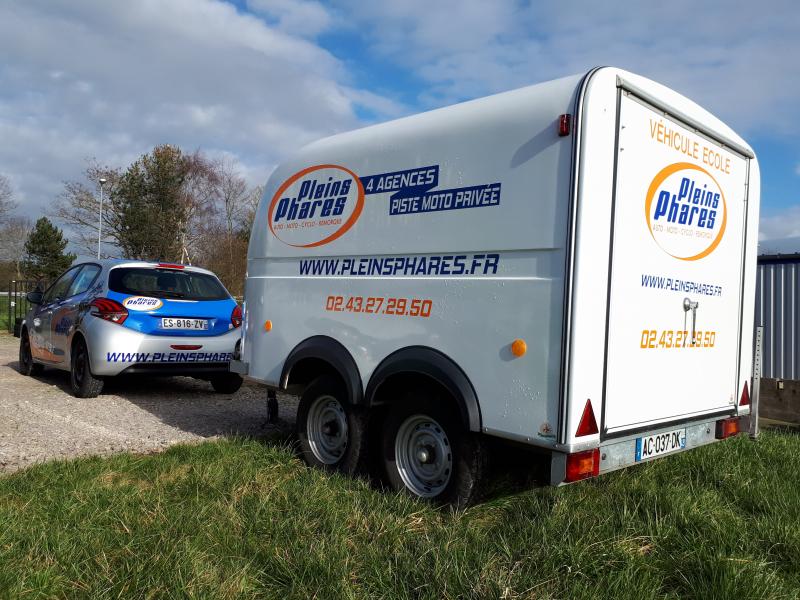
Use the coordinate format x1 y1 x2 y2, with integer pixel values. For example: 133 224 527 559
97 177 107 259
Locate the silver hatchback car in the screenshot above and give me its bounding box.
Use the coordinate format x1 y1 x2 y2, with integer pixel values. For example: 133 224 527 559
18 260 243 397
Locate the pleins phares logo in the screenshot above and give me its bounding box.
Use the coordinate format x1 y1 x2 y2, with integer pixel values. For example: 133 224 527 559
268 164 365 248
123 296 163 311
645 162 727 261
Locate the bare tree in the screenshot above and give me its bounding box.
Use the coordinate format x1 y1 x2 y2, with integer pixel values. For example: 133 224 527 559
0 216 32 278
52 161 121 257
238 184 263 236
0 174 17 224
217 159 249 236
178 151 220 263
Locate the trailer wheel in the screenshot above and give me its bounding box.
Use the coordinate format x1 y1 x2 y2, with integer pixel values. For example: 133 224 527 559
382 394 485 508
297 375 368 475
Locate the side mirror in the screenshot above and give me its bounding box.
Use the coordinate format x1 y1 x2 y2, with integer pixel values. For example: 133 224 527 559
26 291 43 305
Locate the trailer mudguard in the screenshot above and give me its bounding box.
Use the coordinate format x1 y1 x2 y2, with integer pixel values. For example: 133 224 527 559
280 336 363 406
365 346 482 432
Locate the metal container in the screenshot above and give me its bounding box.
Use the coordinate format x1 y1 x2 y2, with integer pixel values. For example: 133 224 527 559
755 253 800 380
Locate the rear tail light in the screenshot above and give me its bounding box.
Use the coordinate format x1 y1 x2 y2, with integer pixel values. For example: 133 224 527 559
157 263 185 269
715 417 741 439
90 298 128 325
231 305 242 328
739 381 750 406
564 448 600 483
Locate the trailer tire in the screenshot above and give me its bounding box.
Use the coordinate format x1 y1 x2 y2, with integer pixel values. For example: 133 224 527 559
382 393 486 508
297 375 369 475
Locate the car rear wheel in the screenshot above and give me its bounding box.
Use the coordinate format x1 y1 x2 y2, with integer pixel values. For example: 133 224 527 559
70 338 104 398
297 375 369 475
382 392 486 508
18 329 44 376
210 373 243 394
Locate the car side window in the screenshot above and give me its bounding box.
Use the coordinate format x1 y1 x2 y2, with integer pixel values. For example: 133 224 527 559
67 264 101 298
42 267 81 304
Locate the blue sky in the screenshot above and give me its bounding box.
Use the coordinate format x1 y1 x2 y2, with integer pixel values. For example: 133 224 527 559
1 0 798 239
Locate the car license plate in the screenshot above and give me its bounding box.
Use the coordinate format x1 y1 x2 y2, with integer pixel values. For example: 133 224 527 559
635 428 686 461
160 318 209 330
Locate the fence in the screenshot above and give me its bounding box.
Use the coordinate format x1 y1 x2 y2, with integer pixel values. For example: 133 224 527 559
2 280 42 335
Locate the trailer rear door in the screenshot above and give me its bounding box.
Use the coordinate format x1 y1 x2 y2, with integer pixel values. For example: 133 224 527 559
604 91 750 436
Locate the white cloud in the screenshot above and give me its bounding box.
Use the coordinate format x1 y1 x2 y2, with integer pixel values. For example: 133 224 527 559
246 0 334 38
0 0 398 219
3 0 798 243
332 0 800 136
760 206 800 240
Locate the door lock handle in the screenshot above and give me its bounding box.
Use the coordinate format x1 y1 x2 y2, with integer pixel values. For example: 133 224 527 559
683 297 699 345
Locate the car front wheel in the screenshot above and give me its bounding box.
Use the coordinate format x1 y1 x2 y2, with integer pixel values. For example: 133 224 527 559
70 337 104 398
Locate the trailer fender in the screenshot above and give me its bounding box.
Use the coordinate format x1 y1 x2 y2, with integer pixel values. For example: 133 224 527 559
281 336 363 407
365 347 482 432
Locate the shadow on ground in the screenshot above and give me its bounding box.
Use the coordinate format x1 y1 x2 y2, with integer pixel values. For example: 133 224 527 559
6 359 74 395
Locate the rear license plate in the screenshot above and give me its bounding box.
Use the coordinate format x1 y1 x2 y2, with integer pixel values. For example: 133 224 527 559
635 428 686 461
160 318 209 330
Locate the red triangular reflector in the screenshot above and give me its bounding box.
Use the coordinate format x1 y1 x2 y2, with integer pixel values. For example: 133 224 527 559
576 399 599 437
740 381 750 406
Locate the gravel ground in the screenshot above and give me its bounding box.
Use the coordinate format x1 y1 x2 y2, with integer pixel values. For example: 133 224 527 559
0 333 297 474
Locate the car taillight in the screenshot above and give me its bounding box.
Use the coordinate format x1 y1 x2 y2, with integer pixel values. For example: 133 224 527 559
90 298 128 325
231 305 242 328
564 448 600 483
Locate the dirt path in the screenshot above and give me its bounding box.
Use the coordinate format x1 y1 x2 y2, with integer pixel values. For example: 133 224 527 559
0 333 296 473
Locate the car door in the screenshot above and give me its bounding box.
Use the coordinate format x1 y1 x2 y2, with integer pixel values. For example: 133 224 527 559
33 267 81 362
51 264 102 364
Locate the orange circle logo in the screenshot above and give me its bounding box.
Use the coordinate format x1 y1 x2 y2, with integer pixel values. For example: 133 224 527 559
644 162 727 261
268 164 365 248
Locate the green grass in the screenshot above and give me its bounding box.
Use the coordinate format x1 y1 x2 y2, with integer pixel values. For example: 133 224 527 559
0 294 31 333
0 295 14 332
1 431 799 599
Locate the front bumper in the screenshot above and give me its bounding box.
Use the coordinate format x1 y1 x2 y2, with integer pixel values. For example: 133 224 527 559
84 318 241 377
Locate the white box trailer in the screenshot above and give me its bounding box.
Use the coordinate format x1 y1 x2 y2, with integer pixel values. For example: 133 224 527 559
233 67 759 506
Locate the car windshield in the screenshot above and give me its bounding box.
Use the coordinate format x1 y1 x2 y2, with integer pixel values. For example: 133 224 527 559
108 267 229 301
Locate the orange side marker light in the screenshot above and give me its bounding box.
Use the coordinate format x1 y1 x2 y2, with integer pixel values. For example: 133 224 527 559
511 339 527 357
264 320 272 332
